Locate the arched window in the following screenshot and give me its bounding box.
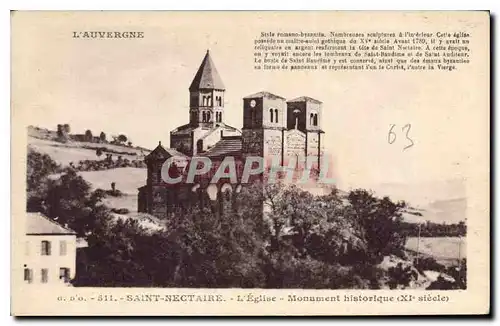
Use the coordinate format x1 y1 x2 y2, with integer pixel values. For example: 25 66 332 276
313 114 318 126
270 108 274 123
202 111 206 122
310 113 314 126
275 109 279 123
207 111 211 122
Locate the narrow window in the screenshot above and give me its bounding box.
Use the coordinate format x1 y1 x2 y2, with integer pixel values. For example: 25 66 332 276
41 268 48 283
250 108 256 127
59 268 70 283
24 268 33 284
270 108 274 123
60 240 67 256
275 109 279 123
41 240 51 256
314 114 318 126
310 113 314 126
202 111 206 122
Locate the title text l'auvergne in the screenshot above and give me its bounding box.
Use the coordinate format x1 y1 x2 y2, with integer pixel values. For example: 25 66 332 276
72 31 144 39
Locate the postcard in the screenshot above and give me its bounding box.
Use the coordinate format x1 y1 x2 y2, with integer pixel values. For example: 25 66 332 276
11 11 490 316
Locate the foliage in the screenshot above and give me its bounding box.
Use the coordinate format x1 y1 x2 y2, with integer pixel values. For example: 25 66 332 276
27 149 440 289
85 129 93 142
414 256 446 274
346 189 407 261
26 148 61 212
43 169 108 237
387 262 418 289
99 132 106 142
118 134 128 143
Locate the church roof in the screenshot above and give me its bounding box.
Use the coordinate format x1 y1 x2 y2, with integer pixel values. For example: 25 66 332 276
189 50 225 91
287 96 323 104
145 142 187 160
26 212 76 235
243 91 285 100
201 137 242 158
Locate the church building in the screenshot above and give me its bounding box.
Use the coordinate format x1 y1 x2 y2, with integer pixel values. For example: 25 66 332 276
138 50 325 217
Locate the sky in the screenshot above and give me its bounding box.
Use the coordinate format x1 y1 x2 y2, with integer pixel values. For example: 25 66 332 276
12 11 489 207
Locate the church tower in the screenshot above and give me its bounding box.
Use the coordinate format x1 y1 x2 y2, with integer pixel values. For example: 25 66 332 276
188 50 226 127
171 50 239 156
241 91 287 164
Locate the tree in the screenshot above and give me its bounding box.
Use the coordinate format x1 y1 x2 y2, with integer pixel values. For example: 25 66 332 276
44 169 103 236
96 148 103 157
127 141 132 147
99 132 106 142
27 148 60 212
117 134 128 143
63 124 70 133
346 189 407 261
85 129 93 142
56 124 68 142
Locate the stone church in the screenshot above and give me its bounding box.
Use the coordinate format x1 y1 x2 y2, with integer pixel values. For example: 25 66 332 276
138 50 325 217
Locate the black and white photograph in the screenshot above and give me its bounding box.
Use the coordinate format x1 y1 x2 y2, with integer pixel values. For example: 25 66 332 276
11 10 489 316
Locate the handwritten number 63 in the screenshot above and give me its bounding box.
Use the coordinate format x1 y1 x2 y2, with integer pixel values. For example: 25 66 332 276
388 124 414 150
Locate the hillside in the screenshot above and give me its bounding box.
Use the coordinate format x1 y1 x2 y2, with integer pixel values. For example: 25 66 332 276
28 125 150 166
28 126 163 230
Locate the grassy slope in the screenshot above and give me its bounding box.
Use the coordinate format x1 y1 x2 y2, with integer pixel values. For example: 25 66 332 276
405 236 466 265
28 130 163 229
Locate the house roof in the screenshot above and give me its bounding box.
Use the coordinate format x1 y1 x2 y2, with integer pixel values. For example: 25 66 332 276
26 212 76 235
287 96 323 104
201 137 242 158
243 91 286 100
189 50 225 91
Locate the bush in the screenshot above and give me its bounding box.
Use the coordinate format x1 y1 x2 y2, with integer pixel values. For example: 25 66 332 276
414 257 446 273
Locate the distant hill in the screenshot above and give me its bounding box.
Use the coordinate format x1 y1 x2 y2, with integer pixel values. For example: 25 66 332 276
402 198 467 224
28 125 151 167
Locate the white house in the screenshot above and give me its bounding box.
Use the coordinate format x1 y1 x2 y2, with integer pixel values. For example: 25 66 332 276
23 212 78 286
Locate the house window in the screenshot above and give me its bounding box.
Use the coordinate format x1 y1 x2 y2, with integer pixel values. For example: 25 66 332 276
41 240 51 256
275 109 279 123
59 268 70 283
24 268 33 284
310 113 314 126
270 108 274 123
41 268 48 283
313 114 318 126
60 240 67 256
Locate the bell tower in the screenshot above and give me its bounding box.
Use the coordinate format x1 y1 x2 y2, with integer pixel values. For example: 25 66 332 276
189 50 225 128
